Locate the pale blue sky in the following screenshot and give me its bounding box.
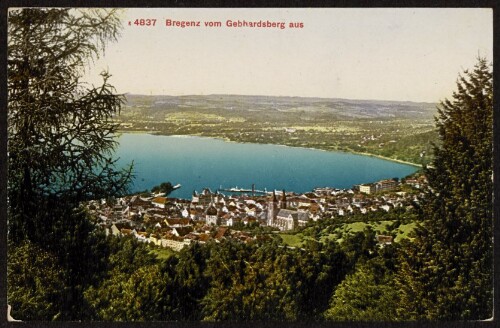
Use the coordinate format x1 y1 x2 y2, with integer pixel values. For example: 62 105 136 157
84 8 492 102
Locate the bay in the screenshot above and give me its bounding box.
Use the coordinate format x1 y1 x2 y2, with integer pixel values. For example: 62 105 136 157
115 133 418 199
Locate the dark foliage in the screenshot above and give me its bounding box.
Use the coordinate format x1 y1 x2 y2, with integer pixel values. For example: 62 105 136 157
396 58 493 320
7 8 132 320
151 182 175 195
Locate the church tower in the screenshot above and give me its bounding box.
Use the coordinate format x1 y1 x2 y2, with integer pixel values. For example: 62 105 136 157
206 199 219 226
267 190 279 226
281 189 287 209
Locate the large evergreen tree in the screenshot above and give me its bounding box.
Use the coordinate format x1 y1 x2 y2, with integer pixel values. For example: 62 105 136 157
8 8 131 243
7 8 132 319
396 58 493 320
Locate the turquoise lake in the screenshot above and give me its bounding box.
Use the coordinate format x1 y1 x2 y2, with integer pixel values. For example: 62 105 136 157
115 134 418 199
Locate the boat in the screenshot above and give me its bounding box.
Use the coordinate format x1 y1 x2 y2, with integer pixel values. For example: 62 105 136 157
221 186 266 194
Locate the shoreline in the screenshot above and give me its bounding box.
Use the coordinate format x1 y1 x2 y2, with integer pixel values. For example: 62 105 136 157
354 152 422 168
117 130 423 168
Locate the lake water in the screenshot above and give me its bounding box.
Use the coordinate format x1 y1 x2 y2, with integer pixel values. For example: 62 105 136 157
115 134 418 199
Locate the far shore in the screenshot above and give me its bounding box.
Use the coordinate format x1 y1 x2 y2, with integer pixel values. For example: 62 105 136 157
117 130 424 169
354 152 422 168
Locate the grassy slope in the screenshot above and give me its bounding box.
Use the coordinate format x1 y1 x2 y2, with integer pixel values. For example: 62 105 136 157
150 247 176 260
280 220 417 247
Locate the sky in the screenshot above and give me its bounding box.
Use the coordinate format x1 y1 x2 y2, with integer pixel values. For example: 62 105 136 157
83 8 492 103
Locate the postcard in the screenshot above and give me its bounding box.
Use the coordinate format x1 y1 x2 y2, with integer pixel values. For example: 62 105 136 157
6 7 494 322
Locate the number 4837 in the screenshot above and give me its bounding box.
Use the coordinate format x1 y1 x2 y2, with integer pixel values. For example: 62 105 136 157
131 19 157 26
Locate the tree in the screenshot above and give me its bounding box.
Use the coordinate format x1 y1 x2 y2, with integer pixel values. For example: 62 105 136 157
84 237 171 321
396 58 493 320
323 246 400 321
323 263 399 321
7 241 65 321
84 264 168 321
151 181 175 195
199 239 350 321
7 8 132 320
340 227 378 267
173 242 212 320
8 8 132 243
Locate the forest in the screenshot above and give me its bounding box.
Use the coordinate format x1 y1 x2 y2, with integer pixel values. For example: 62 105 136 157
6 8 493 322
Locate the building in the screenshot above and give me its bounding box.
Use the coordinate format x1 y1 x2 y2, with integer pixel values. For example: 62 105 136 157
205 201 220 226
376 179 398 192
152 197 169 208
376 235 393 246
161 235 192 251
274 209 310 231
360 179 398 194
280 190 287 209
267 191 279 226
360 184 376 194
266 190 312 231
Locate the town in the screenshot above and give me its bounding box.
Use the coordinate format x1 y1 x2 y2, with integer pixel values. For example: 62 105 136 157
86 172 428 251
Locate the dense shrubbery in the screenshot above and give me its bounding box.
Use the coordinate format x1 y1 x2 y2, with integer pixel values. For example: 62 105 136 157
82 234 366 321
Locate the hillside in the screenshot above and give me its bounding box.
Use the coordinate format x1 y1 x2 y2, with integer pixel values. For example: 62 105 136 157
115 94 439 165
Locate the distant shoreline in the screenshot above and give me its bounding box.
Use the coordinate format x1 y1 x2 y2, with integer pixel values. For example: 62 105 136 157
117 130 423 169
354 152 422 168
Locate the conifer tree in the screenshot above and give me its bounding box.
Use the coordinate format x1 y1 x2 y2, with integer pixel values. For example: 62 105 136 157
7 8 132 319
396 58 493 320
8 8 131 243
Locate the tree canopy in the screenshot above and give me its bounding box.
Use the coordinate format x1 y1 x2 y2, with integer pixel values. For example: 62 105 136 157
151 182 175 195
8 8 132 243
396 58 493 320
7 8 132 320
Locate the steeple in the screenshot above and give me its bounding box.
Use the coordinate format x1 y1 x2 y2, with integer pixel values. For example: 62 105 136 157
206 203 218 216
206 197 219 225
268 190 279 226
281 189 287 209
